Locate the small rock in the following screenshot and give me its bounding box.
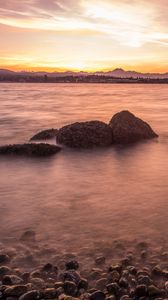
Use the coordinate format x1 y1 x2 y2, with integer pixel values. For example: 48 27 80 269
90 290 105 300
152 265 163 276
55 282 64 289
43 288 57 299
148 285 162 297
0 266 11 276
137 275 152 285
119 278 128 288
78 278 88 290
106 283 120 296
0 254 10 264
42 263 54 272
63 281 77 296
135 285 147 297
30 277 45 289
61 270 81 285
128 266 137 276
2 275 23 285
95 257 105 265
165 281 168 292
18 290 40 300
66 260 79 270
108 265 122 274
107 270 120 283
95 278 107 290
4 285 28 297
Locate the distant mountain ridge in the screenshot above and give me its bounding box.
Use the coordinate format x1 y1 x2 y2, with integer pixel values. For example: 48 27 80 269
0 68 168 79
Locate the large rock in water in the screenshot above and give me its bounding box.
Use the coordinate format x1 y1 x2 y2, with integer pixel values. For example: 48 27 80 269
30 129 58 141
0 143 61 157
56 121 113 148
109 110 158 144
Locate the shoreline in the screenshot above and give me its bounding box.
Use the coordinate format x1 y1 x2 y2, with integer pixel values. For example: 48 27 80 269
0 235 168 299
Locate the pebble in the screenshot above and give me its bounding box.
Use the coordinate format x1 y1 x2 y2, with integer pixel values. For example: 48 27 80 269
90 290 105 300
0 254 10 264
63 280 78 296
4 285 28 297
148 285 162 297
135 284 147 297
95 257 105 265
2 274 23 285
18 290 40 300
95 278 107 290
66 260 79 270
106 283 120 296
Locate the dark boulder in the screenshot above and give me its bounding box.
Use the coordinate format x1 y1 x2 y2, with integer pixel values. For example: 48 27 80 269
109 110 158 144
30 129 58 141
56 121 113 148
0 143 61 157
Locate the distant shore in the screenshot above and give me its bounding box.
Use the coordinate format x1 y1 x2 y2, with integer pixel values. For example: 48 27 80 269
0 74 168 84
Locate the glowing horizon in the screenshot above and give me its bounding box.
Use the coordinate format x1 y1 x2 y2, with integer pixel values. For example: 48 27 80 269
0 0 168 73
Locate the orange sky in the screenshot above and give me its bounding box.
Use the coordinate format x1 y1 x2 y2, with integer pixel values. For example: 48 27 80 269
0 0 168 72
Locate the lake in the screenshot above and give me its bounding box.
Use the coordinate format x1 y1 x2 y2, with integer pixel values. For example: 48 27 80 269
0 83 167 261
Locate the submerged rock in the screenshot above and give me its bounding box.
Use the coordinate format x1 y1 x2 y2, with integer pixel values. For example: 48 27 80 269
109 110 158 144
30 129 58 141
56 121 113 148
20 230 36 242
0 143 61 157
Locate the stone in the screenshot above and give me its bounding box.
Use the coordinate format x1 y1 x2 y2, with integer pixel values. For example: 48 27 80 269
109 110 158 144
90 290 105 300
56 121 113 148
30 129 58 141
0 254 10 264
108 264 122 274
148 285 162 297
30 277 45 289
61 270 81 285
137 275 152 285
119 278 128 288
43 288 57 299
4 285 28 297
18 290 40 300
2 275 23 285
0 266 11 276
0 143 61 157
165 281 168 292
95 257 105 265
95 278 107 290
106 283 120 296
135 285 147 297
65 260 79 270
63 281 77 296
78 278 88 290
107 270 120 283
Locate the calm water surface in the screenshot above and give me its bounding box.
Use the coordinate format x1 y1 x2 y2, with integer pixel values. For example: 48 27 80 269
0 83 167 253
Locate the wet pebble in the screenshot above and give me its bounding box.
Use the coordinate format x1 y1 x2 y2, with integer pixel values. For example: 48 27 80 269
63 281 77 296
90 290 105 300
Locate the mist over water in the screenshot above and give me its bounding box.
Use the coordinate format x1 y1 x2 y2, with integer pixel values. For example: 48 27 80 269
0 83 167 255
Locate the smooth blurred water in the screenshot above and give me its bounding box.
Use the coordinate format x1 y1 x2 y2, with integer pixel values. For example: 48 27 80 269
0 83 167 252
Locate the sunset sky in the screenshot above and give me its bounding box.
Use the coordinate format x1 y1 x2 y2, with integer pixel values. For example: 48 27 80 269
0 0 168 72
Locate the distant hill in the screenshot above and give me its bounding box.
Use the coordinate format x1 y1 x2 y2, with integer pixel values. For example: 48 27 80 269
0 68 168 79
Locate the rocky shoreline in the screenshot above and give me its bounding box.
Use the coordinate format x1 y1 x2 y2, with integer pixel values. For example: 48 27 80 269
0 235 167 300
